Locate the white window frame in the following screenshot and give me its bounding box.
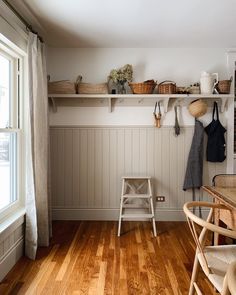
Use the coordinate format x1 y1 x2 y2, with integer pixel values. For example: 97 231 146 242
0 39 25 222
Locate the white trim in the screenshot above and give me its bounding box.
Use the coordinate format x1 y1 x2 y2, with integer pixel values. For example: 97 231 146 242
0 33 26 57
0 1 28 40
52 208 188 221
0 1 29 53
0 237 24 282
0 207 25 241
0 19 27 53
2 1 47 38
0 40 25 221
0 1 27 32
227 49 236 53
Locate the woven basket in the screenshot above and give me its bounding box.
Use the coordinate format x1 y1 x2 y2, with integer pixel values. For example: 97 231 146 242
48 80 76 94
129 82 157 94
77 82 108 94
158 81 176 94
217 78 232 94
188 99 207 118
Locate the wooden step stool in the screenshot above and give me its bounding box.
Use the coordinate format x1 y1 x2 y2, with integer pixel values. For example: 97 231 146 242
118 176 157 237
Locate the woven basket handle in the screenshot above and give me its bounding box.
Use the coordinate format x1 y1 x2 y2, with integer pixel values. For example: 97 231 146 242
158 80 176 87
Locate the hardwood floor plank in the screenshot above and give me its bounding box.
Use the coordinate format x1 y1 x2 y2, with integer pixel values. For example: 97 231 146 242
0 221 217 295
96 261 107 295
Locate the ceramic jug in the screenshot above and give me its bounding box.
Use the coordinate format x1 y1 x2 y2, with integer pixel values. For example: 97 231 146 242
200 71 218 94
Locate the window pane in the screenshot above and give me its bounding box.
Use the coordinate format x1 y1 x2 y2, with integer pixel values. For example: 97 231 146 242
0 54 10 128
0 133 17 210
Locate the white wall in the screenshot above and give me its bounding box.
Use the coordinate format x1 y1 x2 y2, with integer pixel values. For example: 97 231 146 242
47 48 229 83
47 47 230 127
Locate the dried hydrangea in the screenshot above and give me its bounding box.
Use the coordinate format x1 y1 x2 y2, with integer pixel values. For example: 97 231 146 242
108 64 133 83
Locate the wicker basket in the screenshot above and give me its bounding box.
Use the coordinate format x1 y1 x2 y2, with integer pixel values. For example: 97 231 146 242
217 78 232 94
158 81 176 94
48 80 76 94
129 82 157 94
77 82 108 94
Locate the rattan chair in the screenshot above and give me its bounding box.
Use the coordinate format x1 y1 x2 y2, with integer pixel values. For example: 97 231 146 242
226 261 236 294
213 174 236 188
183 201 236 295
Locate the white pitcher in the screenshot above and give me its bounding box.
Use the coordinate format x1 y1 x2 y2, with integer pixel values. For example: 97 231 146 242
200 71 218 94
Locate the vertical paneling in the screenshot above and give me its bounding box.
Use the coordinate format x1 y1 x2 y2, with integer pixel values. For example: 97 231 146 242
139 129 147 175
79 129 88 207
132 129 140 174
57 129 65 206
102 129 110 207
0 224 24 261
154 129 162 197
117 129 125 207
50 127 227 211
64 130 73 206
161 128 170 208
146 129 155 181
87 129 95 207
124 129 132 175
73 130 80 207
50 129 57 207
109 129 117 208
94 129 102 208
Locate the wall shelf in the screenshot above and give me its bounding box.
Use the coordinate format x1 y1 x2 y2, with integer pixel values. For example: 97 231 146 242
48 94 233 113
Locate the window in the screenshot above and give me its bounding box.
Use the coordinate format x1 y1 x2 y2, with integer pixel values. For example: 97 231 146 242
0 44 22 216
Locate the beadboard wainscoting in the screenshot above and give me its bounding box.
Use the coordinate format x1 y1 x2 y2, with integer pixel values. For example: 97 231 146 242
50 126 226 221
0 216 24 281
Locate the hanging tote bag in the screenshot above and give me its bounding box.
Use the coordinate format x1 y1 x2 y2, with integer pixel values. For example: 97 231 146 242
205 101 226 162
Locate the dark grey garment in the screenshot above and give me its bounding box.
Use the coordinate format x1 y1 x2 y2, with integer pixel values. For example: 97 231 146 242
183 119 204 190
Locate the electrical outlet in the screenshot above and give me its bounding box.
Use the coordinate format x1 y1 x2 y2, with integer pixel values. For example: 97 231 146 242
156 196 165 202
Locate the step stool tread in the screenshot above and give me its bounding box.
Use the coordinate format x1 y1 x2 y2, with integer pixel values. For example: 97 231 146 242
122 194 150 198
122 176 151 179
121 214 154 218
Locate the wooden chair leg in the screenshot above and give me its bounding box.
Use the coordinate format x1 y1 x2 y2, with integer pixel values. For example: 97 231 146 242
189 254 200 295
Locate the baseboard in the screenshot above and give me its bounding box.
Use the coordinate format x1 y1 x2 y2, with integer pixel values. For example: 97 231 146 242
52 208 187 221
0 237 24 282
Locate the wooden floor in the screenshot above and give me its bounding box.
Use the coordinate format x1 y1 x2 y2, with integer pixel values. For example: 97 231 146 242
0 221 215 295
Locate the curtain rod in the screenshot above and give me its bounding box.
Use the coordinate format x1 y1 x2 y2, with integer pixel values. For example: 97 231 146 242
2 0 44 43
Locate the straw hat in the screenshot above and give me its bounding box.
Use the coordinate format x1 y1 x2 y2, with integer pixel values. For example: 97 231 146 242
188 99 207 118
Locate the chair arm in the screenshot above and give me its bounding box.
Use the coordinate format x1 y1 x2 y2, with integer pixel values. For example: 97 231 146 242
183 202 236 240
227 261 236 294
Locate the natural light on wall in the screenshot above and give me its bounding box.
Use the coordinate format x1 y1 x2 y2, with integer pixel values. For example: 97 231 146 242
0 51 18 212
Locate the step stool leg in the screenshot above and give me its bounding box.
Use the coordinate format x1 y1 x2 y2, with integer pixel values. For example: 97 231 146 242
118 195 123 237
148 179 157 237
150 196 157 237
118 179 125 237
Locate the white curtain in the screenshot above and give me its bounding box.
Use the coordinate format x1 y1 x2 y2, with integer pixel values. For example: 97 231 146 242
25 32 50 260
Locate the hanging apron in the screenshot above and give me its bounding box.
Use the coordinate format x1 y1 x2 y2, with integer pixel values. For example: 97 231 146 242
183 119 204 191
205 101 226 162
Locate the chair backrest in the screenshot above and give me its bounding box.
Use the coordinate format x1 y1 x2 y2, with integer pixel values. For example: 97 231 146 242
213 174 236 188
183 201 236 276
